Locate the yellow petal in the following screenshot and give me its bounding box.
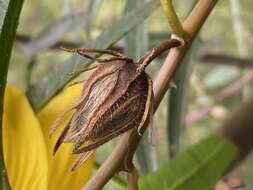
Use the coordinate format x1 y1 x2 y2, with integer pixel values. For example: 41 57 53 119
37 84 94 190
3 85 48 190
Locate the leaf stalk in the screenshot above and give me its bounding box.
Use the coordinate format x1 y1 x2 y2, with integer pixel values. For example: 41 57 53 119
160 0 186 39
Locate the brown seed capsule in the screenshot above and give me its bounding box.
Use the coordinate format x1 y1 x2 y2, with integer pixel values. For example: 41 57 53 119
50 39 181 170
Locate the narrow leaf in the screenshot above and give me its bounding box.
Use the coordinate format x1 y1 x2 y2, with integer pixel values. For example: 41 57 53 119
27 0 160 112
24 12 87 56
203 66 240 90
0 0 9 28
86 0 102 39
167 40 198 158
93 161 127 188
140 135 237 190
0 0 25 188
167 1 198 159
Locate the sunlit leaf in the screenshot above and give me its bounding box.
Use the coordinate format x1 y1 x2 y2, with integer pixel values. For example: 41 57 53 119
3 85 48 190
27 0 160 112
37 84 94 190
139 135 237 190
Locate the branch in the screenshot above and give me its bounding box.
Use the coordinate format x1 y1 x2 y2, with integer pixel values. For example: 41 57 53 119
128 168 139 190
16 34 80 49
17 33 253 69
199 53 253 68
84 1 218 189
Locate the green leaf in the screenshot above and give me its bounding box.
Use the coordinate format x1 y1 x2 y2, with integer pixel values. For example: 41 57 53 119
167 39 199 158
203 65 240 90
27 0 160 112
139 135 237 190
0 0 25 188
125 0 148 59
0 0 9 28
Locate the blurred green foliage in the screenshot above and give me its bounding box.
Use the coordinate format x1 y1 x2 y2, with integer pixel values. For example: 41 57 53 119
3 0 253 189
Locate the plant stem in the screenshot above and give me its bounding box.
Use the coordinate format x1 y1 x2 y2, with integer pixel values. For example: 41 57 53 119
0 0 25 189
127 168 139 190
153 0 217 107
93 161 127 188
160 0 186 39
199 53 253 68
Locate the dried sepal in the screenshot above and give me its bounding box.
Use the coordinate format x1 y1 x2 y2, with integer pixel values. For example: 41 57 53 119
50 39 181 170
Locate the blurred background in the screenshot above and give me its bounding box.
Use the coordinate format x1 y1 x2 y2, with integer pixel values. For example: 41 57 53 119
4 0 253 189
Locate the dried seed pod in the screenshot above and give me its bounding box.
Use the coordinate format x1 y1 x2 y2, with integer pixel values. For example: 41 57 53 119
50 39 181 170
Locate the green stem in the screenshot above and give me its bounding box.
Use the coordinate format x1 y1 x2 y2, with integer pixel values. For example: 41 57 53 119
0 0 25 189
160 0 186 39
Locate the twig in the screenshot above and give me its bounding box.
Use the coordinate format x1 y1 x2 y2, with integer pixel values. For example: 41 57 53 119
199 53 253 68
128 168 139 190
93 161 127 188
153 0 217 107
16 34 80 49
83 1 218 190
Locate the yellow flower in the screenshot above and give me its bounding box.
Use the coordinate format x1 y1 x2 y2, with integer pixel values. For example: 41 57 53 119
3 84 94 190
